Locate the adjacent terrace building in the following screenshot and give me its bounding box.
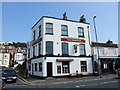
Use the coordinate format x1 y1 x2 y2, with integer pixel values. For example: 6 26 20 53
27 14 93 77
91 40 120 74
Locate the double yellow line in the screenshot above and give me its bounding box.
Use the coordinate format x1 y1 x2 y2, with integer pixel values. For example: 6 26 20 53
17 77 36 86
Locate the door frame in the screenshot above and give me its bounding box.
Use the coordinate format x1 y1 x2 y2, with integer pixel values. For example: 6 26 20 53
47 62 53 77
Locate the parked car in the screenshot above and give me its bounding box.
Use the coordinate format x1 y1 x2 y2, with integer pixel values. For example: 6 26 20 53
2 68 17 83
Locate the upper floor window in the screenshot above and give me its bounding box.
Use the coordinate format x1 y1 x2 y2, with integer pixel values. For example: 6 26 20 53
62 43 69 55
80 44 86 55
46 41 53 55
61 25 68 36
99 48 104 55
108 48 116 55
33 46 35 57
33 30 36 41
28 48 30 58
78 27 84 37
38 43 41 56
39 25 41 37
46 23 53 34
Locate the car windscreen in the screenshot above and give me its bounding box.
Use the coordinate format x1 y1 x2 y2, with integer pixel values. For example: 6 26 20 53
2 70 16 75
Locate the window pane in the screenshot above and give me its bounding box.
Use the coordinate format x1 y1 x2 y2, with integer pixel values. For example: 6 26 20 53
35 63 37 71
62 61 69 73
80 44 85 55
81 61 87 72
46 23 53 34
38 43 41 55
78 27 84 37
57 66 61 74
46 41 53 55
61 25 68 35
39 63 42 72
62 43 68 55
39 25 41 37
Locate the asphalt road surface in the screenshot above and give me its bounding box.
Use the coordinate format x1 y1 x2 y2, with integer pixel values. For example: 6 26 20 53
4 76 120 89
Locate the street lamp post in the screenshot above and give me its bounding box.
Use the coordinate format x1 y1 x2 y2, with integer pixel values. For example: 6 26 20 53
93 16 102 78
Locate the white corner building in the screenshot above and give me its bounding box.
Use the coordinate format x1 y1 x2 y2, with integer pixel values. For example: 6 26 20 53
27 15 93 77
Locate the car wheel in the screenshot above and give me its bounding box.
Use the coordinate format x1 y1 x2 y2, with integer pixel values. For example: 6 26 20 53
13 79 17 83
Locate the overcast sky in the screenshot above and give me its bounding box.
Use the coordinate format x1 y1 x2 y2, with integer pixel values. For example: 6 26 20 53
2 2 118 43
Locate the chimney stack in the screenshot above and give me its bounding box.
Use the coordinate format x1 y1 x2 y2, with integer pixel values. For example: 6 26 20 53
79 15 86 23
63 12 67 20
106 40 113 45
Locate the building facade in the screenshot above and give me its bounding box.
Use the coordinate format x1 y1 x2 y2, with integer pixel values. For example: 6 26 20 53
91 40 120 74
27 15 93 77
0 42 27 68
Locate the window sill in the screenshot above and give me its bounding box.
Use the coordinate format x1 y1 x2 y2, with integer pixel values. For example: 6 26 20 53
45 33 54 35
78 36 85 38
80 55 86 56
61 35 68 36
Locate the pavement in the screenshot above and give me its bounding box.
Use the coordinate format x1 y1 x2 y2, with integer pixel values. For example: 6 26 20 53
17 73 119 86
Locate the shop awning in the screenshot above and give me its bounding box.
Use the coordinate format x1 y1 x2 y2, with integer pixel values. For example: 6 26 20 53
56 59 74 62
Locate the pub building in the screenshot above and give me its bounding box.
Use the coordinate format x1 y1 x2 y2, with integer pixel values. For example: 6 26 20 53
27 13 93 77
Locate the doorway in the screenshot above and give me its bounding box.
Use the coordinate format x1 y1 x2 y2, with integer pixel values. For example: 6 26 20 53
47 62 53 77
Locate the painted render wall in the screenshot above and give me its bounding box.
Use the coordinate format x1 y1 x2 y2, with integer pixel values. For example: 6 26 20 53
28 57 93 77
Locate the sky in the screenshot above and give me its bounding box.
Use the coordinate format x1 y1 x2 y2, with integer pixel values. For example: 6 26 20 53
2 2 118 43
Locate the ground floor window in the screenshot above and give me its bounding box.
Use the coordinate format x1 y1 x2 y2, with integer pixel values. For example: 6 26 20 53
81 61 87 72
28 61 31 71
39 63 42 72
35 63 37 71
57 65 61 74
62 61 69 73
103 63 108 69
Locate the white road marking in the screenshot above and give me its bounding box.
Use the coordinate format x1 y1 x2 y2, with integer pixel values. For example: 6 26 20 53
76 80 118 87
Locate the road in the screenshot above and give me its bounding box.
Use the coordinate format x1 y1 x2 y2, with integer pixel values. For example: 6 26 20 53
3 75 120 89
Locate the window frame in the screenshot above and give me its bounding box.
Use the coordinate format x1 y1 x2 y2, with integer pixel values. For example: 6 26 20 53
80 61 87 72
62 42 69 56
62 61 69 73
33 46 35 57
61 25 68 36
46 41 53 55
38 25 41 37
39 62 42 72
33 30 36 41
46 23 53 35
78 27 84 37
38 43 41 56
35 63 37 71
79 44 86 56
